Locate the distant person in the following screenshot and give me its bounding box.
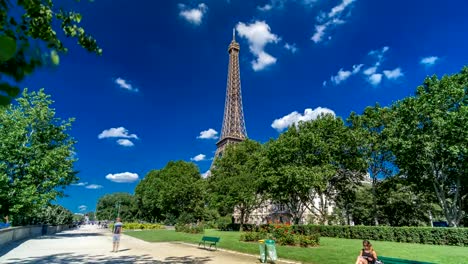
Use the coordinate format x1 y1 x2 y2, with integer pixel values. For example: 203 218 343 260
356 240 377 264
112 218 123 252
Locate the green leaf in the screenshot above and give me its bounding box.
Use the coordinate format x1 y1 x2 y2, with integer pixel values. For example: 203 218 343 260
50 50 60 65
0 35 17 62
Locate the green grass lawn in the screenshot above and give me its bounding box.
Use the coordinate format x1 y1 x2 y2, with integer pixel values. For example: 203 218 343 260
126 229 468 264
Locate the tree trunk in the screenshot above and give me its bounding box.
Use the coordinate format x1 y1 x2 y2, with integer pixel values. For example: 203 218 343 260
372 176 379 226
239 209 245 232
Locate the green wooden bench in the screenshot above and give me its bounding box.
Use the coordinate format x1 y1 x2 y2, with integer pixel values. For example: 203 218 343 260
198 236 220 250
378 256 436 264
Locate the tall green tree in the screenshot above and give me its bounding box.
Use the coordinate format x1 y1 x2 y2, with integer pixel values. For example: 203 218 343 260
348 104 396 225
0 89 77 224
388 67 468 227
135 161 206 223
96 192 137 221
209 140 264 231
0 0 101 105
265 115 366 224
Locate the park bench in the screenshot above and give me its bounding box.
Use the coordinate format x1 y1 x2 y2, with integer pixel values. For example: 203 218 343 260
198 236 220 250
378 256 436 264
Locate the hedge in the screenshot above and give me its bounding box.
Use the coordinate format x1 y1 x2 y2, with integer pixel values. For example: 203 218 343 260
175 223 204 234
303 225 468 246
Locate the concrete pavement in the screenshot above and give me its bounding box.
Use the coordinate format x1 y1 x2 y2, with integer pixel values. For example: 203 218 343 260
0 225 294 264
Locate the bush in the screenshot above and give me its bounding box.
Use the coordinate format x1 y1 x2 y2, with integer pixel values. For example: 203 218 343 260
109 222 164 231
216 216 232 231
239 224 320 248
220 223 257 231
307 225 468 246
175 223 204 234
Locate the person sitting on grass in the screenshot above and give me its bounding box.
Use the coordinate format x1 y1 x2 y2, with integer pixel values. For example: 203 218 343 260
356 240 377 264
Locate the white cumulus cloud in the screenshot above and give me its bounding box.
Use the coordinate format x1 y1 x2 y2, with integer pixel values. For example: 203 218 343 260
85 184 103 189
236 21 280 71
383 68 403 80
420 56 439 66
197 128 219 139
106 172 139 183
368 73 383 86
271 107 336 132
117 139 134 147
98 127 138 139
191 154 206 162
115 77 138 92
78 205 87 212
178 3 207 25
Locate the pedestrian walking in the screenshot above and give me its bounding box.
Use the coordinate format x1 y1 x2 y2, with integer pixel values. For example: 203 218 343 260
112 218 123 252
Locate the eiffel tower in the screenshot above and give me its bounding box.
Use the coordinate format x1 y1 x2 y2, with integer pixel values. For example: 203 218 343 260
214 29 247 159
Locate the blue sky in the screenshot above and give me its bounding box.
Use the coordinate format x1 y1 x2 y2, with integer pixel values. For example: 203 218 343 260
20 0 468 214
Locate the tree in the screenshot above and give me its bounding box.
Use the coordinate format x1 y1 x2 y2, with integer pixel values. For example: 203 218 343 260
376 176 438 226
0 0 101 105
264 114 366 224
36 205 73 225
348 104 396 225
0 89 77 224
209 140 265 231
135 161 206 223
388 67 468 227
96 193 137 222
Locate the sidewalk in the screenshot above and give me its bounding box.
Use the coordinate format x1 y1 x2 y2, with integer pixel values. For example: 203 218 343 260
0 225 291 264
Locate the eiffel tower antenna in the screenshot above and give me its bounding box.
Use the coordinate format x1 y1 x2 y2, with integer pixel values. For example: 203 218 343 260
213 30 247 160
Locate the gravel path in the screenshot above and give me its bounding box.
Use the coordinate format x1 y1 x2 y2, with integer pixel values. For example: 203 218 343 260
0 225 293 264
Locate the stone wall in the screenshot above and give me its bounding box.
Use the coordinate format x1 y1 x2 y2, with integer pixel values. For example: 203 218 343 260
0 224 70 248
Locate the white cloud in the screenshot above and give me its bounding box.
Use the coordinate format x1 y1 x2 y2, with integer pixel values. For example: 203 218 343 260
363 66 377 76
258 4 273 11
178 3 207 25
352 64 364 74
368 73 383 86
330 69 352 85
328 0 356 18
117 139 134 147
78 205 87 212
197 128 219 139
105 172 139 183
72 182 88 186
98 127 138 139
420 56 439 66
201 170 211 178
236 21 280 71
326 64 363 86
311 0 357 43
191 154 206 162
383 67 403 80
284 43 298 53
85 184 103 189
368 46 389 63
115 77 138 92
271 107 336 132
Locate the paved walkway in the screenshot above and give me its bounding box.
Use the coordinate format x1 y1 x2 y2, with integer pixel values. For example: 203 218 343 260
0 225 292 264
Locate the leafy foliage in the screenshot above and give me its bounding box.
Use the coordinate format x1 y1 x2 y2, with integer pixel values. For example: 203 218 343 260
0 89 77 224
0 0 101 105
209 140 265 230
96 192 137 221
387 67 468 227
134 161 206 223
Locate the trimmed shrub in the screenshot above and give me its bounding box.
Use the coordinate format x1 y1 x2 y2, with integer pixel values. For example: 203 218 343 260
307 225 468 246
175 223 204 234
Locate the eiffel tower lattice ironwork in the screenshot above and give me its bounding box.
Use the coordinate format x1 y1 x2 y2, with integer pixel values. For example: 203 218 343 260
214 29 247 159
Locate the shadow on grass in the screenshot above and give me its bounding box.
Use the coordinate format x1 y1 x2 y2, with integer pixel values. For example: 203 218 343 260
2 253 214 263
